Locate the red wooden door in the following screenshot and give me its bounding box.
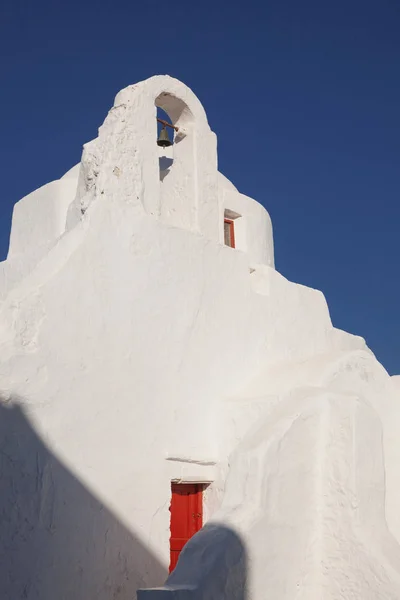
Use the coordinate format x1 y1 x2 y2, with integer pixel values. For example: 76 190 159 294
169 483 203 572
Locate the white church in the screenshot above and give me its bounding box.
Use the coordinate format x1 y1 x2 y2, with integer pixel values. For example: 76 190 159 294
1 75 400 600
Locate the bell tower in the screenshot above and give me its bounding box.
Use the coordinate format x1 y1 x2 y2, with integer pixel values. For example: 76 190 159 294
76 76 219 242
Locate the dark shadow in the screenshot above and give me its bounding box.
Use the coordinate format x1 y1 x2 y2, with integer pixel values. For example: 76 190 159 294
173 134 185 145
0 396 167 600
159 157 174 182
138 524 247 600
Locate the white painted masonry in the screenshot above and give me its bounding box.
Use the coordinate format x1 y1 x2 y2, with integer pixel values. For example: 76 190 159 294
0 75 398 600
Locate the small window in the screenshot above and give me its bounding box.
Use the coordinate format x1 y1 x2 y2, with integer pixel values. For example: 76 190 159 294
224 218 235 248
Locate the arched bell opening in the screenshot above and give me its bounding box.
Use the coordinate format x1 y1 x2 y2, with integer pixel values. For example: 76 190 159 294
155 92 194 131
154 92 196 229
157 107 175 182
155 94 194 184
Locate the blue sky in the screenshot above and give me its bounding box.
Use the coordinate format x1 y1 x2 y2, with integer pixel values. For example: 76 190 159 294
0 0 399 374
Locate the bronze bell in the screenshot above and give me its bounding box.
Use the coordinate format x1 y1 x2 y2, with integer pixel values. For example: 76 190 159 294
157 126 173 147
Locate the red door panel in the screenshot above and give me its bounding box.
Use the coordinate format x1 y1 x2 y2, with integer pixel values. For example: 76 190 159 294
169 483 203 572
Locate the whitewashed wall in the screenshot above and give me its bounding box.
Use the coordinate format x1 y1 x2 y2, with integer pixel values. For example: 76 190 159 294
0 75 399 600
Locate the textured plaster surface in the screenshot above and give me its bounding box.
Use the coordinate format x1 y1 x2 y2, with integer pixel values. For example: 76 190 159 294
0 75 399 600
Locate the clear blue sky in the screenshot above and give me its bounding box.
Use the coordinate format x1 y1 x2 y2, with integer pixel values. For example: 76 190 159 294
1 0 399 374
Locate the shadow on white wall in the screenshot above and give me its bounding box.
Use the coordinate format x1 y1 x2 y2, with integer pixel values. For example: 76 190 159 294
0 396 167 600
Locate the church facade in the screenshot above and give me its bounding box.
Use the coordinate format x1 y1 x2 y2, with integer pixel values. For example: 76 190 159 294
1 75 399 600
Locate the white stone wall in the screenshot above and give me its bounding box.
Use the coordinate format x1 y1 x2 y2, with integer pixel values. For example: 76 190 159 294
0 166 80 300
218 180 274 268
0 75 399 600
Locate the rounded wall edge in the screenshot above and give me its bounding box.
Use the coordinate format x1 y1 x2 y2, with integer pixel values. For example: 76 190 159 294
114 75 211 130
220 187 274 268
7 176 79 260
